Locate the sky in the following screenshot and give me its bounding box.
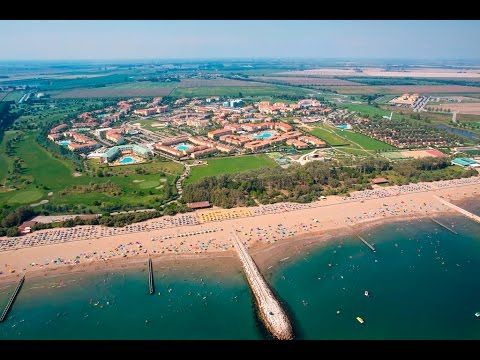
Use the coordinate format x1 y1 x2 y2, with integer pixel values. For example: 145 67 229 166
0 20 479 60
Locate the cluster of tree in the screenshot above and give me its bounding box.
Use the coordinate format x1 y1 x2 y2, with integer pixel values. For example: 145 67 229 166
182 157 477 209
36 127 84 171
31 202 191 231
0 101 17 141
0 206 36 237
356 117 465 148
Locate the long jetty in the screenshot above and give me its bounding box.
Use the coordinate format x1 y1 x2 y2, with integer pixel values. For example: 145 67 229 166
435 196 480 225
148 257 154 295
430 217 458 235
0 275 25 322
231 231 293 340
357 235 376 252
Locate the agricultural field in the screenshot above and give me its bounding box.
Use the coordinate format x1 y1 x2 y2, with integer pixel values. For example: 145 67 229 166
185 154 278 184
251 76 359 86
277 67 480 78
435 102 480 115
0 91 25 102
171 84 311 98
313 84 480 95
48 81 176 99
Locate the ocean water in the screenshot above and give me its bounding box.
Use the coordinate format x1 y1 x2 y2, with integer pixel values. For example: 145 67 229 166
1 210 480 339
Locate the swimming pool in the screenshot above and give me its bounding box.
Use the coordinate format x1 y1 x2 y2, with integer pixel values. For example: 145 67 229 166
58 140 71 146
336 124 351 130
119 156 137 165
252 131 275 140
176 143 192 151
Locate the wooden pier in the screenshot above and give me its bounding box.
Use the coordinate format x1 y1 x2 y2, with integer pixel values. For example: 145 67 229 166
435 196 480 225
357 235 376 252
0 275 25 322
231 231 293 340
430 217 458 235
148 258 154 295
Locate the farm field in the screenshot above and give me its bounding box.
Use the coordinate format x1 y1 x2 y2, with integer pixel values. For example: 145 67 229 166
457 113 480 122
48 82 176 98
435 102 480 115
172 85 311 98
277 67 480 78
316 84 480 95
251 76 359 86
185 154 278 184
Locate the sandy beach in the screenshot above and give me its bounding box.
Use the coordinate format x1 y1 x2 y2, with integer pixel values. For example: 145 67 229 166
1 176 479 285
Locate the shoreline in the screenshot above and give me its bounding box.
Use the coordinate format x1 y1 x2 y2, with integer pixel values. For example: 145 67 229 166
1 177 479 286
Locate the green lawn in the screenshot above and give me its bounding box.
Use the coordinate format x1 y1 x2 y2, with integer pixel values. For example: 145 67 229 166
309 126 349 146
341 104 391 118
185 154 278 184
334 129 395 151
0 133 183 210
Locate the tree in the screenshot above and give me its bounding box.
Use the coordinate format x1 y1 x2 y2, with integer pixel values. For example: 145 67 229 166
6 227 19 237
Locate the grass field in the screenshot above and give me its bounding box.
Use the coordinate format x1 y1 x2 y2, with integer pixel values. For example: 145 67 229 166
185 154 278 184
341 104 391 118
0 133 183 211
309 123 394 151
309 126 349 146
334 129 395 150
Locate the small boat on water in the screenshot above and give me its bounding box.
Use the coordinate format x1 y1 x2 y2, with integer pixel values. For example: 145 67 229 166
364 291 369 297
475 312 480 318
356 316 364 324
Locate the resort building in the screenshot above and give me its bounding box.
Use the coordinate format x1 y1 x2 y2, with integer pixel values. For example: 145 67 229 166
187 201 212 210
158 136 190 146
297 135 327 148
91 144 152 164
47 133 61 141
154 144 184 158
190 147 218 159
207 128 233 140
105 129 125 144
286 138 309 149
50 123 68 133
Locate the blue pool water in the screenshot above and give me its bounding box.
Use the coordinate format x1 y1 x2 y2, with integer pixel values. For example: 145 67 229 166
336 124 350 130
176 143 192 151
119 156 136 165
58 140 71 146
252 131 274 140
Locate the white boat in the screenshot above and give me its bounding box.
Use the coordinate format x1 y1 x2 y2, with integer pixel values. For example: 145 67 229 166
364 291 369 297
356 316 364 324
475 312 480 318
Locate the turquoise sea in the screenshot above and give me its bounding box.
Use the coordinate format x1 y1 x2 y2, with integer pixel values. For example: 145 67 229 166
1 202 479 339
